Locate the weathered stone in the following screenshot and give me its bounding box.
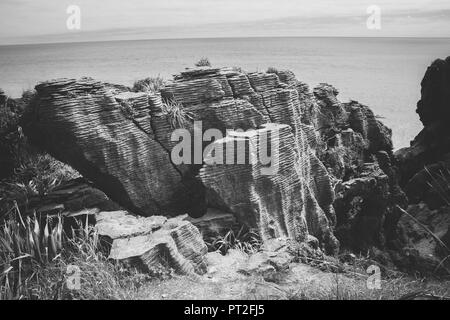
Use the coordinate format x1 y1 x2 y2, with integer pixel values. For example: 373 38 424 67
200 123 339 255
20 66 404 262
96 212 208 275
27 178 120 217
22 78 198 217
184 208 238 237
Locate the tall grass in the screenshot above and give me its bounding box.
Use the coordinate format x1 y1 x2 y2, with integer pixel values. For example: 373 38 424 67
0 206 149 300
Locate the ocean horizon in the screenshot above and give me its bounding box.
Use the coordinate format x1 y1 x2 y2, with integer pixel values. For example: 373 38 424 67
1 36 449 148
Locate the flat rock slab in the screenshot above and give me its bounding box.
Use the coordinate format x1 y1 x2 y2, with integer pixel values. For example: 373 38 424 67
95 211 208 275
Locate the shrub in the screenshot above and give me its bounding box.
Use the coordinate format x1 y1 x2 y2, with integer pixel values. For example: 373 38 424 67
266 67 279 74
195 57 212 67
132 76 166 93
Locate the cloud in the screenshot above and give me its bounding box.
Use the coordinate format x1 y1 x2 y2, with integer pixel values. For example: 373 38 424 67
1 0 449 44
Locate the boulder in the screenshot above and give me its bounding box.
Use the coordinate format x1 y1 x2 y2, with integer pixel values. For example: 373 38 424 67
96 211 208 275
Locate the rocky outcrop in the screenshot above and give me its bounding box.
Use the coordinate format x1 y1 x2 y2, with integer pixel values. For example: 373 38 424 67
395 56 450 208
310 85 406 253
22 66 404 259
22 78 201 217
27 179 209 275
392 57 450 274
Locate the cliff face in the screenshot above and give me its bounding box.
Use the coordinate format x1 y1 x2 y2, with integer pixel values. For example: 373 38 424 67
22 66 402 255
392 57 450 273
396 57 450 209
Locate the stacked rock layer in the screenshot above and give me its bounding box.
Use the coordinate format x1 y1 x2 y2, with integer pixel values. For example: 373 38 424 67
22 66 402 255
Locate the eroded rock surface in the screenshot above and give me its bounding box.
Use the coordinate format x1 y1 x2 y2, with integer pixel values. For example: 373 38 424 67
96 211 208 275
22 78 198 217
22 66 404 260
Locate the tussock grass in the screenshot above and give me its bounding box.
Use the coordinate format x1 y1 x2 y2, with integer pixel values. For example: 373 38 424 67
266 67 279 74
132 76 166 94
0 206 150 300
161 99 193 129
195 57 212 67
205 227 262 255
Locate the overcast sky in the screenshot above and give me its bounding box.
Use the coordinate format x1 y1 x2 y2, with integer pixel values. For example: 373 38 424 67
1 0 449 44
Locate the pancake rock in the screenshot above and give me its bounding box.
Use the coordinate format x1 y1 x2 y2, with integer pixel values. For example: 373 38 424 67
96 211 208 275
22 78 198 217
309 83 406 253
21 66 403 258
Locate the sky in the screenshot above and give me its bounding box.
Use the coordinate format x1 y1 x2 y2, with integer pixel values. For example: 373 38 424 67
0 0 449 44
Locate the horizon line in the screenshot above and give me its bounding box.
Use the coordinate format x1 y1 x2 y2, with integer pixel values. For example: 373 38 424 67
2 35 450 47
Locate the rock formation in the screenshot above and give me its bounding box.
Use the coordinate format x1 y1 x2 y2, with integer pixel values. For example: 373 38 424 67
393 57 450 273
396 57 450 209
22 66 404 260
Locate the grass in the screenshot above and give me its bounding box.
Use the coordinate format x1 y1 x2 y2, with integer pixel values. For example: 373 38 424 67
266 67 279 74
161 99 193 129
0 206 151 300
132 76 166 94
195 57 212 67
204 226 261 255
0 153 79 221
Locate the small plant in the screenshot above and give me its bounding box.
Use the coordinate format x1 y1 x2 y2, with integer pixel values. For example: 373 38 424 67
266 67 279 74
0 206 149 300
195 57 212 67
161 99 193 129
132 76 166 93
205 226 261 255
425 166 450 205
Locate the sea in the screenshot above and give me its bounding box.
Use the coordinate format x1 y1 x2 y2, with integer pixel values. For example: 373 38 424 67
0 37 449 149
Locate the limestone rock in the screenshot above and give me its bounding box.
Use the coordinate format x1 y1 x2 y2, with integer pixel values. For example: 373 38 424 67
27 178 120 217
20 66 401 260
22 78 198 217
96 211 208 275
184 208 238 238
199 123 339 254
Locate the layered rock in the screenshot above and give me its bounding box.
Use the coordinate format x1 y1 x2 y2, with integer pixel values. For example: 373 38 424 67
310 84 406 253
22 78 199 217
21 66 404 259
96 211 208 275
27 179 209 275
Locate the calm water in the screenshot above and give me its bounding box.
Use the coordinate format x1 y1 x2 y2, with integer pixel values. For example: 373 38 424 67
0 37 449 148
